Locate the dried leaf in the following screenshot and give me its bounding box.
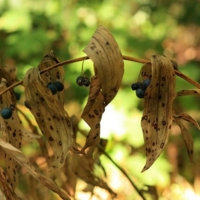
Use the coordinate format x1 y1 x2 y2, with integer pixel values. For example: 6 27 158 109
0 79 22 189
38 50 65 104
3 65 17 84
64 151 115 197
82 26 124 151
173 117 194 162
81 77 105 151
0 138 70 200
177 89 200 96
0 66 16 85
0 168 21 200
141 55 176 172
173 113 200 130
23 68 74 168
83 25 124 105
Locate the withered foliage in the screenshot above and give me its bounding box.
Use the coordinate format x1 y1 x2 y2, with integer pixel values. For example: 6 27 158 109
140 55 200 171
82 26 124 151
0 26 199 199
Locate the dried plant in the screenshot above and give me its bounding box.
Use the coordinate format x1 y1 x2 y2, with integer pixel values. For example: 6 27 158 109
0 25 199 200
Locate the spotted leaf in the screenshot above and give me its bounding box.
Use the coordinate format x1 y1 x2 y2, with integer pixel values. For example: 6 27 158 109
177 89 200 96
173 113 200 130
64 151 115 197
0 138 70 200
0 168 21 200
38 50 65 104
83 25 124 105
82 26 124 151
0 79 22 189
141 55 176 172
173 117 194 162
81 76 105 151
23 68 73 168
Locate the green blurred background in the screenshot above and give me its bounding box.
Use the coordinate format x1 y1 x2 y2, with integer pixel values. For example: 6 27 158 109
0 0 200 199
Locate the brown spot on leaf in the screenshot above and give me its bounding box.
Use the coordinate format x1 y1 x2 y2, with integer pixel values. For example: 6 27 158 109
95 123 100 129
94 109 99 115
49 137 54 141
58 141 62 146
160 142 164 148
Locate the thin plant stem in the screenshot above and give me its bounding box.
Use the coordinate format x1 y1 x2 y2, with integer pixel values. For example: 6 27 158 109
175 70 200 89
78 128 146 200
122 55 149 64
0 55 200 96
97 145 146 200
40 56 90 74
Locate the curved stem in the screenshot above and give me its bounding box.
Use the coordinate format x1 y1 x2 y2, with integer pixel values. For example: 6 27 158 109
97 145 146 200
78 128 146 200
40 56 90 74
0 55 200 97
122 55 149 64
175 70 200 89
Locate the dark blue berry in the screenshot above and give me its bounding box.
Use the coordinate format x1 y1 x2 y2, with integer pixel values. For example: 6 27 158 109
76 76 84 86
47 83 57 95
138 83 146 90
24 101 31 109
15 92 21 100
131 82 140 90
143 79 151 88
55 81 64 91
1 108 13 119
83 77 90 87
136 88 145 98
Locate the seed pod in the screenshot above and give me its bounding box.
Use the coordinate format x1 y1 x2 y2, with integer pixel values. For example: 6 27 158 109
24 101 31 109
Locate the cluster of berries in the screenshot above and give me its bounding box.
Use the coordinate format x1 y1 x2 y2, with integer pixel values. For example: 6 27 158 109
24 81 65 109
76 76 90 87
131 79 151 98
47 81 64 95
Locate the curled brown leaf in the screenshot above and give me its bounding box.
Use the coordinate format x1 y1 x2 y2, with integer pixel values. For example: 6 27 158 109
38 50 65 104
0 79 22 189
141 55 176 172
177 89 200 96
83 25 124 105
23 68 73 168
0 139 70 200
173 116 194 162
81 26 124 151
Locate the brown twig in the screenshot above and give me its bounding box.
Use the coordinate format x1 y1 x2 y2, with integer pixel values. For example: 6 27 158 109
40 56 90 74
0 55 200 96
175 70 200 89
122 55 149 64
